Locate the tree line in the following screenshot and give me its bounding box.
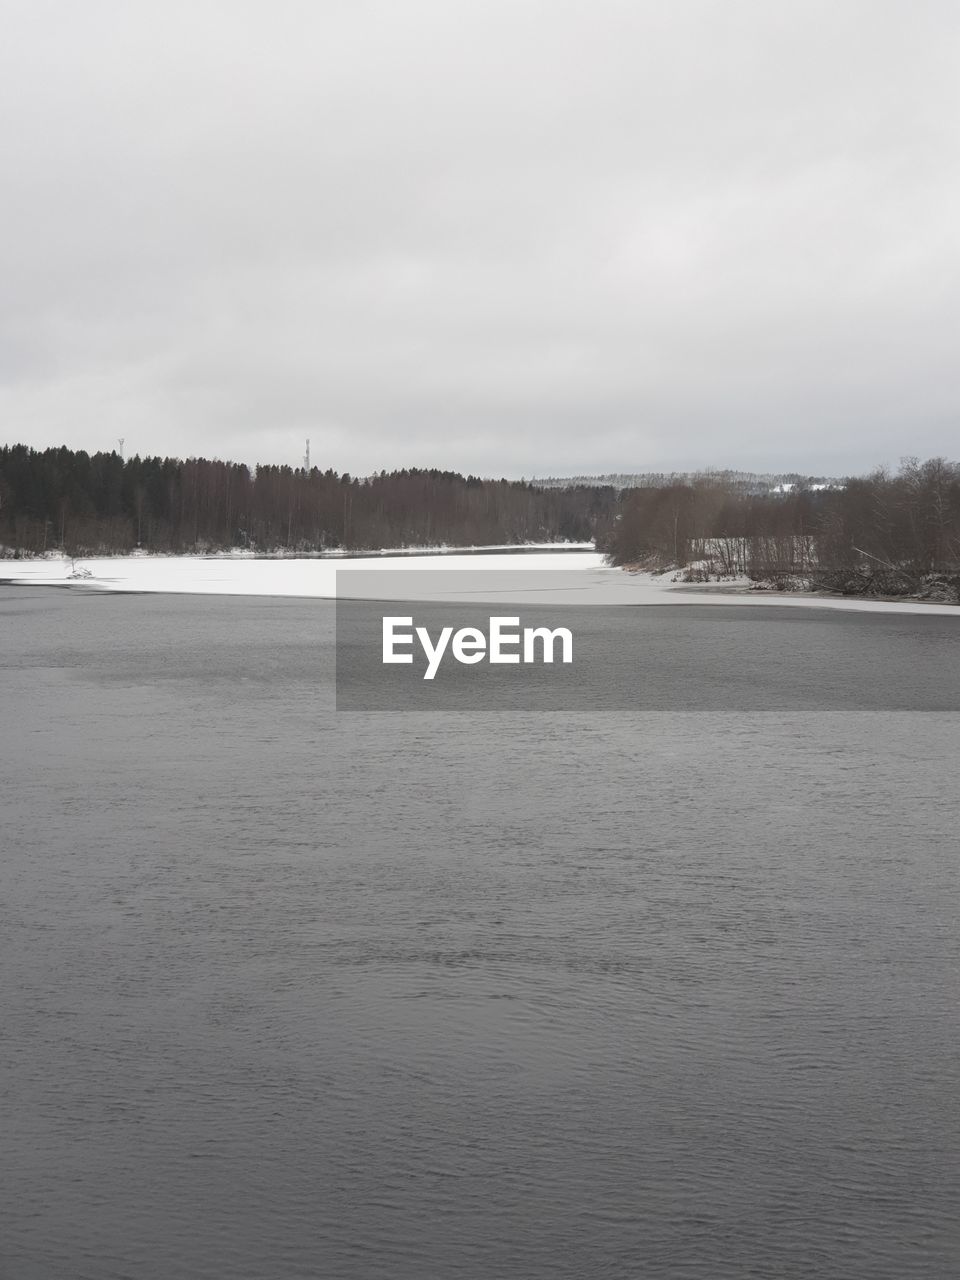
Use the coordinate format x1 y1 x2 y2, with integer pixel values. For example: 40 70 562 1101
4 445 957 591
0 445 617 555
602 457 960 587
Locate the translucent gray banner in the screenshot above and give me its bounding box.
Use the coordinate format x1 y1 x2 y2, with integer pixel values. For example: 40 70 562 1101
334 569 960 711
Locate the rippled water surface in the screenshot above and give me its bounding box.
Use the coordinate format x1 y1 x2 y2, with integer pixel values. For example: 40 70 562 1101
2 589 959 1278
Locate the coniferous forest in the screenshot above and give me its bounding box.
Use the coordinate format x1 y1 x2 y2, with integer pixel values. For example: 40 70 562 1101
0 445 617 555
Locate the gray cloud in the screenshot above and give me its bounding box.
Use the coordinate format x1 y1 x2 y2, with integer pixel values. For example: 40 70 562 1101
2 0 958 476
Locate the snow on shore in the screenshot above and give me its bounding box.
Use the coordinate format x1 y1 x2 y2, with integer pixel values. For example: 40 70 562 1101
0 550 603 597
1 550 959 615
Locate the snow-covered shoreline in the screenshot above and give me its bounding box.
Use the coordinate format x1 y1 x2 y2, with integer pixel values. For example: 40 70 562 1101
2 550 960 615
0 550 605 595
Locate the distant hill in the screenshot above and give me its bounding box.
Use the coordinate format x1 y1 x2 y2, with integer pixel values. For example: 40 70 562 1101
530 470 843 494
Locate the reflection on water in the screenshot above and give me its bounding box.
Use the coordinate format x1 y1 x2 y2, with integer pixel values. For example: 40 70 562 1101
2 589 959 1278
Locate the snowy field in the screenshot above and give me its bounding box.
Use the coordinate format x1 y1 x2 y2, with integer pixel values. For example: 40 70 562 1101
2 548 959 615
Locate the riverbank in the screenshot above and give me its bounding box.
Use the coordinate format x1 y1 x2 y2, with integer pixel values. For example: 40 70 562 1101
653 564 960 608
3 550 960 615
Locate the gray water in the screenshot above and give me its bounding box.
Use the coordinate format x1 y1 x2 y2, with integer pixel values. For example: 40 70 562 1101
2 588 959 1279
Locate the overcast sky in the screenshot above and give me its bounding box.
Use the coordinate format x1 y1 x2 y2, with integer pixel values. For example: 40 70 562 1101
2 1 958 478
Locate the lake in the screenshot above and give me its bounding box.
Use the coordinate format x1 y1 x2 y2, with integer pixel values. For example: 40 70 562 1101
2 586 959 1278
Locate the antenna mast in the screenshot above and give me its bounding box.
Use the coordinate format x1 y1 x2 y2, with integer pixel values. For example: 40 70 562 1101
303 438 311 471
118 438 125 460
